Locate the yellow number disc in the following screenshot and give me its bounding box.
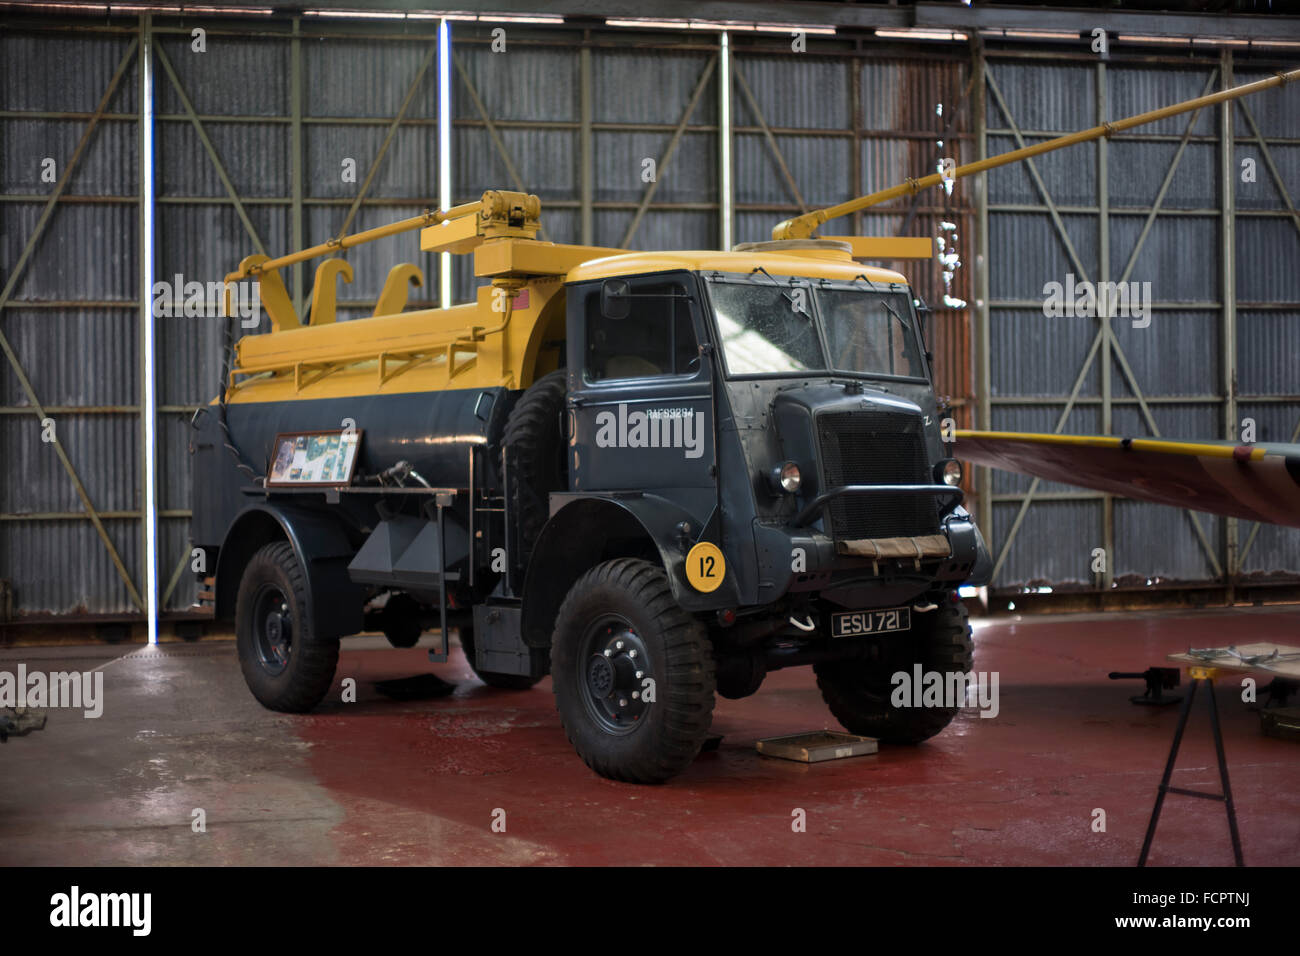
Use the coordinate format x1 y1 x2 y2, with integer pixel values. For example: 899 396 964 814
686 542 726 593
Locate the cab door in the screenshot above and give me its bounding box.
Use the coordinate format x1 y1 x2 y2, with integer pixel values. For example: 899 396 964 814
566 272 716 516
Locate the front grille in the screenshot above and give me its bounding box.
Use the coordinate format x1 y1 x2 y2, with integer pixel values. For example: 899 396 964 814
816 410 938 540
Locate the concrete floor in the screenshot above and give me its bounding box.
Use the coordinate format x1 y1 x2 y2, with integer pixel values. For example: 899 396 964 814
2 606 1297 866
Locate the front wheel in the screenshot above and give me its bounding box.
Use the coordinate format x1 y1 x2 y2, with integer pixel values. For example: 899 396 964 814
551 559 716 784
235 541 339 712
815 596 973 744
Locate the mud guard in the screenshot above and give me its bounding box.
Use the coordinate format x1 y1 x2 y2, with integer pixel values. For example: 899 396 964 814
519 493 741 649
216 503 365 640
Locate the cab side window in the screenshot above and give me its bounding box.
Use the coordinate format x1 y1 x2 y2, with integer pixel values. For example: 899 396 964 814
585 280 699 383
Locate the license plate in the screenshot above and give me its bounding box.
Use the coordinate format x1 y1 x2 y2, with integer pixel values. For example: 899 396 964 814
831 607 911 638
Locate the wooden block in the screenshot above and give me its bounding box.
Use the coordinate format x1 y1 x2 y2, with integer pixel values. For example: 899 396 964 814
756 730 878 763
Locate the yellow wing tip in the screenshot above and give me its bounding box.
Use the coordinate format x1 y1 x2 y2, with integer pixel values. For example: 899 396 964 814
953 430 1266 461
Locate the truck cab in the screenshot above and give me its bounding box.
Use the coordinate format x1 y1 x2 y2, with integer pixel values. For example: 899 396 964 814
500 246 990 780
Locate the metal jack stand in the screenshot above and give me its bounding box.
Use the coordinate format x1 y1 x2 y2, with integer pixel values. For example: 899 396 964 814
1138 666 1243 867
1109 667 1181 706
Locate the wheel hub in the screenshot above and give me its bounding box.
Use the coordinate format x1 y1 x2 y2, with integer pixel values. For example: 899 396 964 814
580 619 652 734
587 656 614 696
254 588 293 676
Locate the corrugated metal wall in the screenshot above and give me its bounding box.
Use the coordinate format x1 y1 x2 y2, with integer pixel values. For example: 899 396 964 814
1 11 1297 621
1 29 143 616
983 53 1300 590
1231 68 1300 582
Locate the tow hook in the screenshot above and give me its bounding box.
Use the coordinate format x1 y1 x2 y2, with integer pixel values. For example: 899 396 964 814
912 602 938 613
788 615 816 632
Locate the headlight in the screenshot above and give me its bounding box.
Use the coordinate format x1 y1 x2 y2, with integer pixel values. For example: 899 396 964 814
769 461 802 494
936 459 963 487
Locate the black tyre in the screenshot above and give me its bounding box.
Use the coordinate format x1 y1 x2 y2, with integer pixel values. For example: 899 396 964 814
551 559 716 784
502 369 567 558
815 596 973 744
235 541 340 713
458 627 543 690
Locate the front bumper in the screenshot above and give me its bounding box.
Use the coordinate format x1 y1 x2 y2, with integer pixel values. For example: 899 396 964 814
752 505 989 608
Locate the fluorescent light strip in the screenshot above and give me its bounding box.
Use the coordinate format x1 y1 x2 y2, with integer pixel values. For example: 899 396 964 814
970 27 1300 48
754 25 835 35
606 18 689 28
141 24 160 644
719 30 732 252
0 2 108 10
181 5 274 11
438 17 452 310
605 17 691 28
303 10 562 23
977 28 1076 40
875 29 968 41
688 21 758 31
19 2 279 12
1119 33 1259 47
607 17 832 34
478 15 564 23
1117 33 1198 44
305 9 410 18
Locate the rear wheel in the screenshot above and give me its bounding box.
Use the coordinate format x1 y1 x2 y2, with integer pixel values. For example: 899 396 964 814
551 559 716 784
235 541 339 713
815 596 973 744
502 369 567 560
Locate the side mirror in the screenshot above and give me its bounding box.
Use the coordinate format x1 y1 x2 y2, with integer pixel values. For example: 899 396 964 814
600 278 631 320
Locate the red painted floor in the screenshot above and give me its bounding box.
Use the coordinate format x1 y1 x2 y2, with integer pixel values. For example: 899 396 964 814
2 606 1296 866
300 606 1300 866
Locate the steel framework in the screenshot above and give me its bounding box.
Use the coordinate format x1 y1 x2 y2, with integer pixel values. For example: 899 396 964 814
1 8 1297 626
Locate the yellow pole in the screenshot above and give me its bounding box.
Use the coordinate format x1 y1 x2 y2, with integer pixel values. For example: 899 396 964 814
225 199 483 281
773 67 1300 240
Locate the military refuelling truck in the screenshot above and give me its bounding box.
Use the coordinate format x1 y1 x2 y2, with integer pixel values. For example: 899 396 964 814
191 71 1292 783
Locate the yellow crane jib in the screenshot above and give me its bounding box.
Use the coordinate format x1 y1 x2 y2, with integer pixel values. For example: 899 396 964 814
223 196 486 285
773 67 1300 242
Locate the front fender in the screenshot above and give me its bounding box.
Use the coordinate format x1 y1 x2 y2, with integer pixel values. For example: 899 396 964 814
519 493 740 649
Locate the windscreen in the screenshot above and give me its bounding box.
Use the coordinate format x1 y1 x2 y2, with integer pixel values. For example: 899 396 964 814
817 287 922 379
706 275 923 379
708 281 826 374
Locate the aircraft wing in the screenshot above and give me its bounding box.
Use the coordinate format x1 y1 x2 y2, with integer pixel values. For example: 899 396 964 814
952 430 1300 530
